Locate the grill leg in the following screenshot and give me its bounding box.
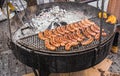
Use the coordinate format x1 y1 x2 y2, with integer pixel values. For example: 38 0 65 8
38 69 50 76
112 32 119 46
33 68 39 76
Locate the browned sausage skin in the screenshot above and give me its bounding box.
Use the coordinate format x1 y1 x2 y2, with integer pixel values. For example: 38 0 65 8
65 41 79 51
84 19 94 25
45 39 56 51
66 25 74 32
38 32 48 40
50 36 61 47
81 37 94 46
56 27 65 35
90 25 107 37
86 27 96 36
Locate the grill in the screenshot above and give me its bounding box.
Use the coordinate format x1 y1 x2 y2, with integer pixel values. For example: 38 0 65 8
16 18 111 54
9 2 115 76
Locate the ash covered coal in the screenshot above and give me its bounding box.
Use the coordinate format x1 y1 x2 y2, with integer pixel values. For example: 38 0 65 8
27 6 89 32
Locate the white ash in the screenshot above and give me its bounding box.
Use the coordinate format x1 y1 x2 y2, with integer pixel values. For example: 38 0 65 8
14 6 92 40
26 6 89 33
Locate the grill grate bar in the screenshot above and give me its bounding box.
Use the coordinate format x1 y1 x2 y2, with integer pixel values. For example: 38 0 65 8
17 32 109 52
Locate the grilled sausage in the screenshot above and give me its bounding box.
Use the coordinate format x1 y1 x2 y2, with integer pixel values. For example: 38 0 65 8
74 23 81 30
84 19 105 32
66 25 74 32
81 37 94 46
38 32 48 40
52 29 60 35
54 36 62 43
73 33 83 42
78 22 84 28
95 34 100 40
76 30 85 40
60 26 66 34
93 24 104 32
90 25 99 33
70 23 80 30
84 19 95 25
63 34 72 43
65 43 71 51
65 41 79 51
44 30 50 38
45 39 56 51
60 36 68 46
47 30 53 38
102 32 107 36
95 32 107 40
50 36 60 47
56 27 65 35
86 27 96 36
81 20 90 28
81 28 91 38
90 25 107 37
64 26 70 33
67 33 75 41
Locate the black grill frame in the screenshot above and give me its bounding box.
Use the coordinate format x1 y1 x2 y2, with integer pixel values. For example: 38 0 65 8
9 2 116 75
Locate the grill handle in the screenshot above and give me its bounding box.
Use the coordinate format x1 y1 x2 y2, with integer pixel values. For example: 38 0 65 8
92 48 99 65
99 0 105 47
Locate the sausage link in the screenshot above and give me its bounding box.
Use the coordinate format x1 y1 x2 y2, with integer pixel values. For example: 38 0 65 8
66 25 74 32
60 26 66 34
95 32 107 40
70 24 79 30
44 30 50 38
65 41 79 51
56 27 65 35
52 29 60 35
45 39 56 51
84 19 95 25
90 25 107 37
81 20 89 28
50 36 60 47
77 22 85 29
86 27 96 36
38 32 48 40
76 30 85 40
73 33 83 42
81 37 94 46
81 28 91 38
93 24 104 32
95 34 100 40
90 25 99 33
74 23 81 30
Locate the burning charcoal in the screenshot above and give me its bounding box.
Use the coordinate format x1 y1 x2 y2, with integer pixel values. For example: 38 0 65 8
54 22 60 27
47 21 60 30
47 22 54 30
60 21 67 25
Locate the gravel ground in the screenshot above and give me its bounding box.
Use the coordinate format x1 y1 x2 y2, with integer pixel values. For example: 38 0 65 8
0 20 120 76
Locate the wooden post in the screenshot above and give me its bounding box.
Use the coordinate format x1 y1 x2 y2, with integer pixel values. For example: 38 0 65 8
107 0 120 23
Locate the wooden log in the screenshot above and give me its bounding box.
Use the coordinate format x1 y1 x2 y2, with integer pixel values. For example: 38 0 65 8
23 73 35 76
107 0 120 23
